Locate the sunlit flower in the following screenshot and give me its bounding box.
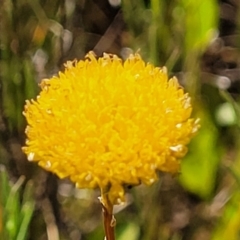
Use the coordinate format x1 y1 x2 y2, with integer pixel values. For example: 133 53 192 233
23 52 199 204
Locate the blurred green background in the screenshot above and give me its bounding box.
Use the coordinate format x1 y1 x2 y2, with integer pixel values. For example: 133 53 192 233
1 0 240 239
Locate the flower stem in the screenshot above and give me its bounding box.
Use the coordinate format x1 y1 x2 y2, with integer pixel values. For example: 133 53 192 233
100 191 116 240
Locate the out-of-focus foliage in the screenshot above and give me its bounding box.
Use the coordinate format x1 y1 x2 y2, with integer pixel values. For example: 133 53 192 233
179 109 221 199
0 0 66 133
0 165 34 240
122 0 217 70
211 92 240 239
1 0 240 239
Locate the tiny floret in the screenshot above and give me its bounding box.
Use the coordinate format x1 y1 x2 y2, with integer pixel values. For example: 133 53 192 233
22 52 199 204
27 152 35 161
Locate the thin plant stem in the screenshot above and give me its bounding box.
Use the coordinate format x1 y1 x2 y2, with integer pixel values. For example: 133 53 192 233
99 190 116 240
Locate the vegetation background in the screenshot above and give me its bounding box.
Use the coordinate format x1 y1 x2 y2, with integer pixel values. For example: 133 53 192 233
1 0 240 239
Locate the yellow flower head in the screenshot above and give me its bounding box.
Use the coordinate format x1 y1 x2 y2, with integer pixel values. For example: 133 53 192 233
23 52 199 204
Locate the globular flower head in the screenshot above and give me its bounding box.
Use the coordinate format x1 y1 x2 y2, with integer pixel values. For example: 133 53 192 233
23 52 199 204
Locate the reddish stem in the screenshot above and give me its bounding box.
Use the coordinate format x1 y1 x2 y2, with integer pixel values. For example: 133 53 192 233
100 192 116 240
